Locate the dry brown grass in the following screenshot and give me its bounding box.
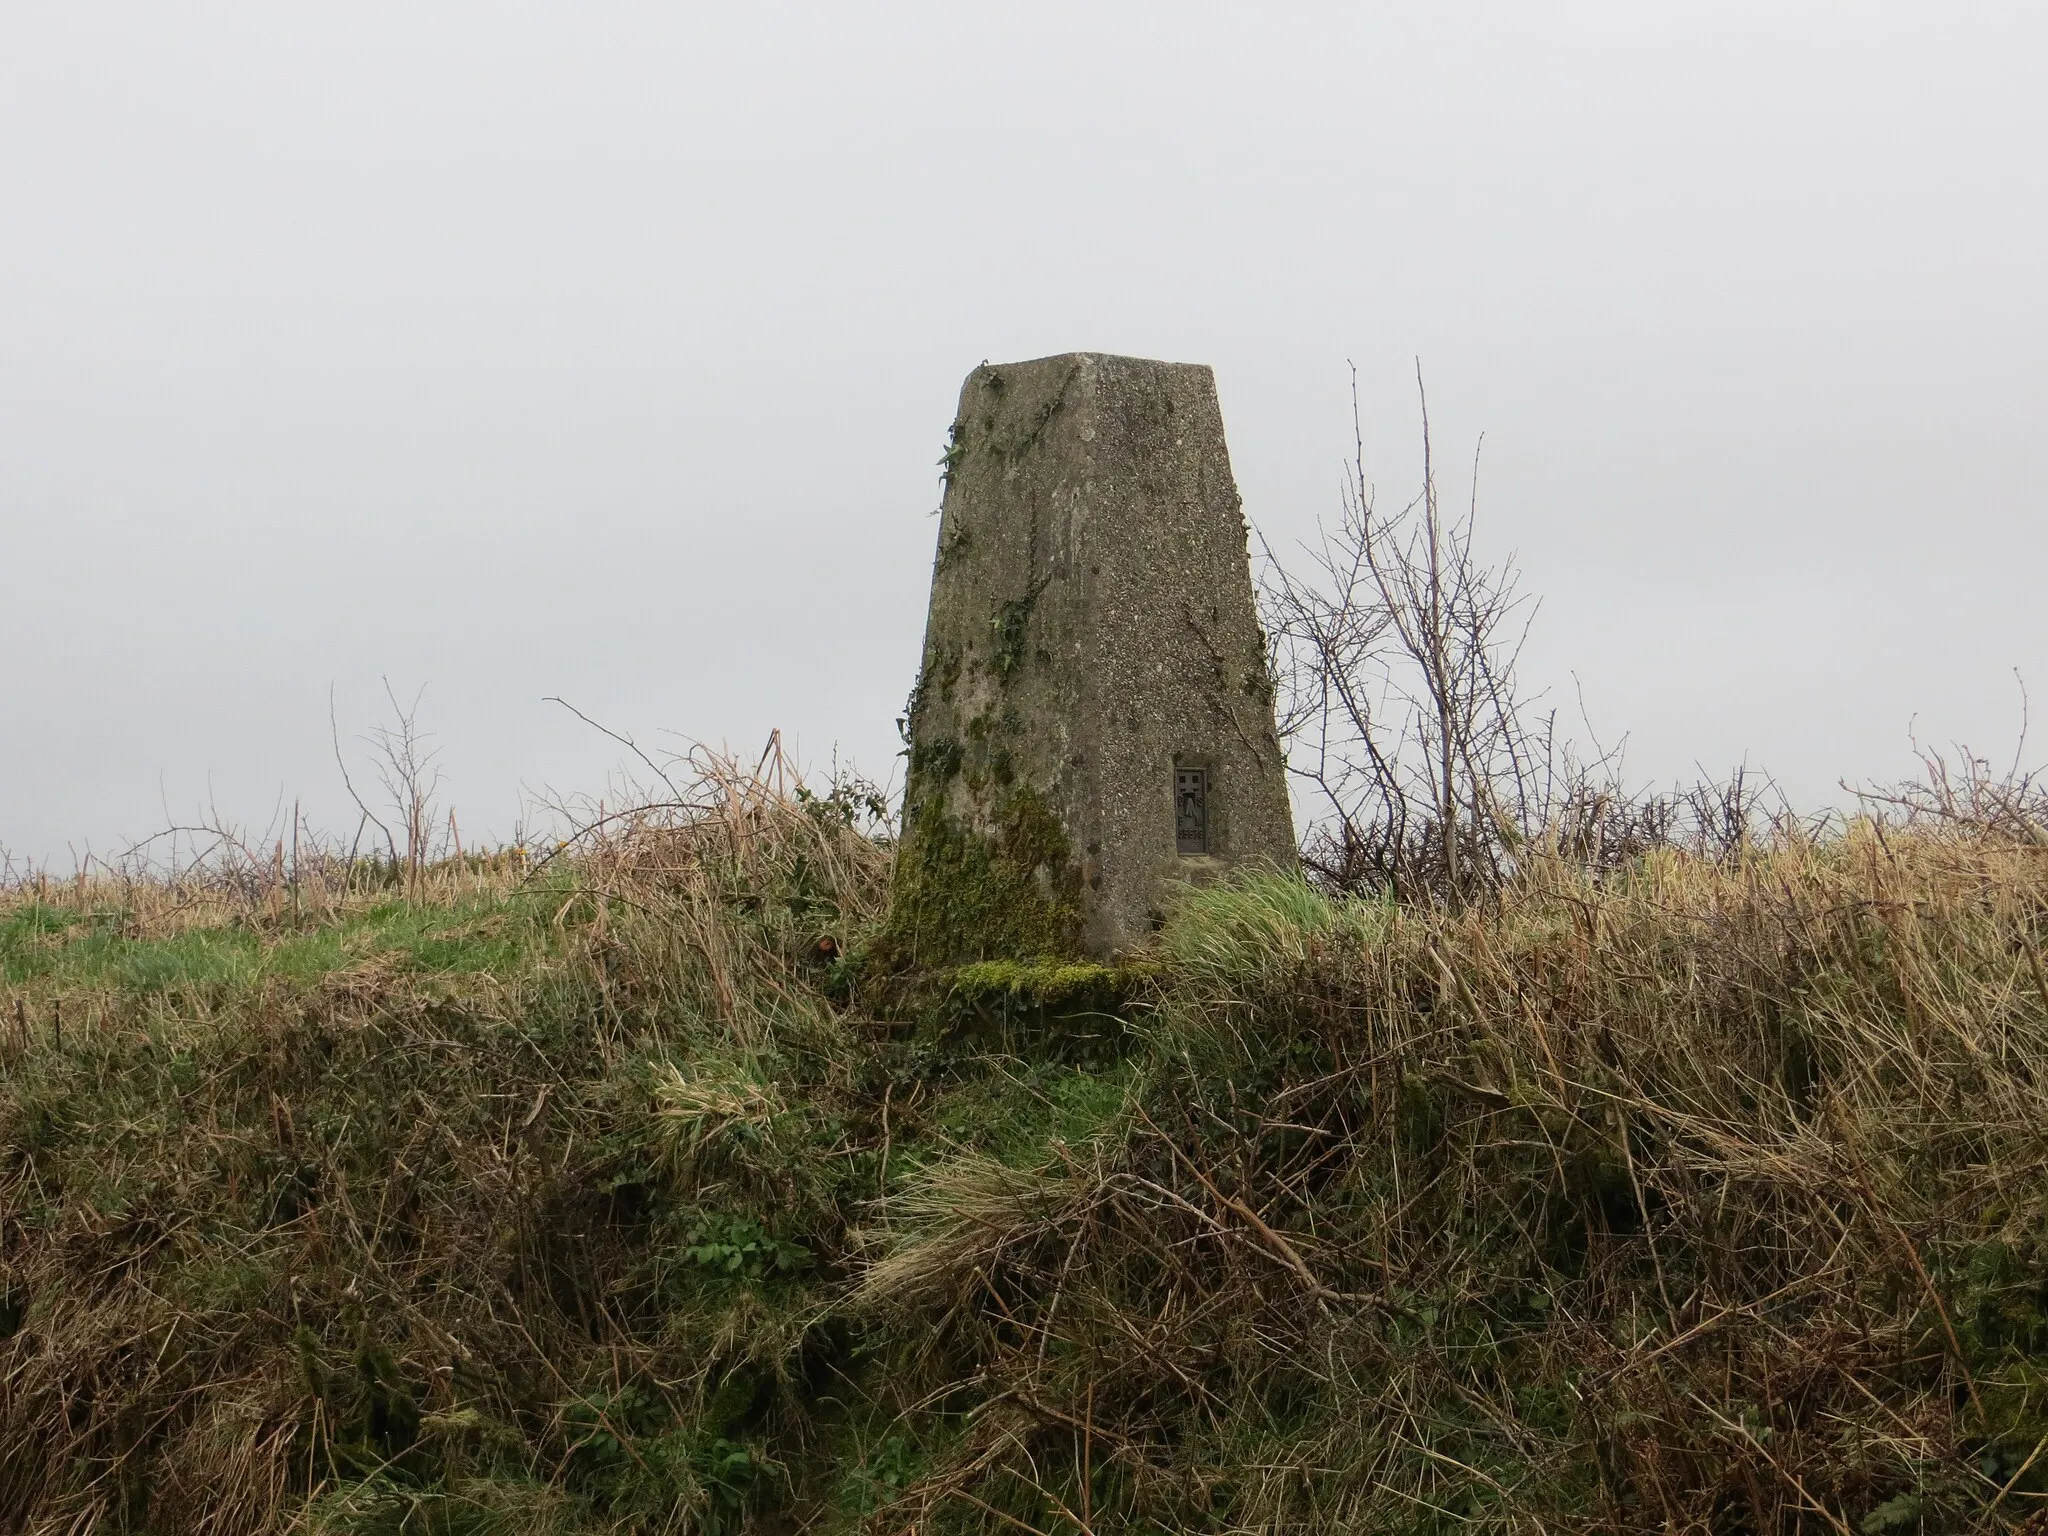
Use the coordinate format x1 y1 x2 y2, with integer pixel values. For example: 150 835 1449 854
856 824 2048 1533
0 754 893 1536
6 757 2048 1534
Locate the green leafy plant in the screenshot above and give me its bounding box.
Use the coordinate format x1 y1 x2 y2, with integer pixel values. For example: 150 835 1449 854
684 1213 812 1281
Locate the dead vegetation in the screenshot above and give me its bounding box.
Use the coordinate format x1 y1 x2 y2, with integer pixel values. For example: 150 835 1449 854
1257 364 1828 905
0 749 894 1535
859 821 2048 1534
4 731 2048 1533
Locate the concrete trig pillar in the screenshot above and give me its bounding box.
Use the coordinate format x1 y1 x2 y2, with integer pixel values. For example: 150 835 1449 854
887 352 1295 963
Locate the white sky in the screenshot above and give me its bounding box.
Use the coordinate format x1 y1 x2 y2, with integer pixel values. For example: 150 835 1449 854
4 3 2044 862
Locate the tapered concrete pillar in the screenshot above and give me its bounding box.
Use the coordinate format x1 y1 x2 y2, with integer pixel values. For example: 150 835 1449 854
886 353 1295 964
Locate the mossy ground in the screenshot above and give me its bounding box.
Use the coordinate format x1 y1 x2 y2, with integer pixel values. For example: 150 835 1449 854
8 796 2048 1534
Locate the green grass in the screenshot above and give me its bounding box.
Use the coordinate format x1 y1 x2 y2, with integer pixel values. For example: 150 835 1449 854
919 1056 1134 1167
1156 867 1393 985
0 893 551 991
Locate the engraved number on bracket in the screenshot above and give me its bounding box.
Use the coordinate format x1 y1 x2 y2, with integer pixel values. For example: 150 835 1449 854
1175 767 1208 855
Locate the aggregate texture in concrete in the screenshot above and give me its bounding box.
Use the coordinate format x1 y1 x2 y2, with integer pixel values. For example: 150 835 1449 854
889 352 1296 962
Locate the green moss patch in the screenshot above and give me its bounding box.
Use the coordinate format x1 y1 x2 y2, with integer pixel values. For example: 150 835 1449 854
879 783 1083 968
947 958 1155 1012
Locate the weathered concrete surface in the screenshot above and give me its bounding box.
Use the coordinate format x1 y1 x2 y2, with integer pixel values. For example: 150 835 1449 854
887 352 1295 963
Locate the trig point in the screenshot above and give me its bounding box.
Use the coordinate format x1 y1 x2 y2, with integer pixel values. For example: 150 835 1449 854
887 352 1295 963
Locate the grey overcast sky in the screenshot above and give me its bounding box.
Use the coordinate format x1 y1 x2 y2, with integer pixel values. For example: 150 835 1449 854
3 3 2044 862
